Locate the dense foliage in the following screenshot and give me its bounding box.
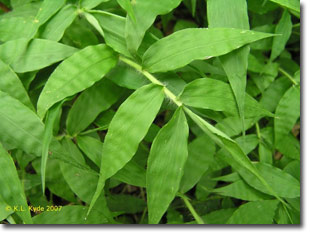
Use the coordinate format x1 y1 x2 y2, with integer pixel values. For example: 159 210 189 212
0 0 300 224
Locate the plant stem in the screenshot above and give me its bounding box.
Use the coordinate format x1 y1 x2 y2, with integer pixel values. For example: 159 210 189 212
178 193 204 224
80 125 108 135
119 56 182 106
278 67 298 85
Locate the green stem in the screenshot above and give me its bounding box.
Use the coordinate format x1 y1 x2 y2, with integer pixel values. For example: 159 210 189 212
119 56 182 106
178 193 204 224
80 126 108 135
278 67 297 85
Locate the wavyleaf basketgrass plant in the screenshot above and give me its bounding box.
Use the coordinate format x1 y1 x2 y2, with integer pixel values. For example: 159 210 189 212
0 0 300 224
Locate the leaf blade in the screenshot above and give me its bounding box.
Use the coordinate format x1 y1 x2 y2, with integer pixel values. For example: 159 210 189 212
147 107 189 224
142 28 274 73
37 44 117 119
88 84 164 215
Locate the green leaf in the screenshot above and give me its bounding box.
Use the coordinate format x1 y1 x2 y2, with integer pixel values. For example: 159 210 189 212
142 28 274 73
81 0 110 9
0 143 32 224
213 179 272 201
258 142 273 164
239 162 300 198
9 39 78 73
269 0 300 13
0 91 93 173
125 0 182 54
37 44 117 119
226 200 279 224
117 0 136 22
32 158 76 202
34 0 65 26
0 196 13 221
207 0 250 134
207 0 249 29
76 135 146 187
66 79 123 136
33 205 109 224
84 12 105 38
40 5 77 41
0 59 33 110
179 134 215 193
275 86 300 148
0 17 37 42
41 101 64 192
180 78 273 118
88 84 164 214
0 91 44 156
108 62 149 89
184 107 283 203
260 77 291 112
284 160 300 181
92 11 131 57
200 208 236 224
270 10 292 61
59 138 99 203
147 107 189 224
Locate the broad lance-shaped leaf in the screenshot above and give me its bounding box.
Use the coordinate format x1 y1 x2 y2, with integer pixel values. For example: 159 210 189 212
41 101 64 193
92 11 131 57
226 200 279 224
76 135 146 187
260 77 291 112
213 179 272 201
0 0 66 42
59 138 100 203
0 91 97 172
238 162 300 198
270 10 292 61
88 84 164 215
183 107 285 203
0 196 14 221
0 143 32 224
198 208 236 224
179 78 273 118
66 79 123 136
142 28 274 73
58 139 116 224
275 85 300 147
207 0 250 134
2 39 78 73
40 4 78 41
125 0 181 54
179 134 215 193
0 59 33 110
0 91 43 156
84 12 105 38
117 0 136 22
147 107 189 224
0 39 33 66
32 158 76 202
81 0 110 9
34 0 65 26
37 44 117 119
269 0 300 13
0 16 38 42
